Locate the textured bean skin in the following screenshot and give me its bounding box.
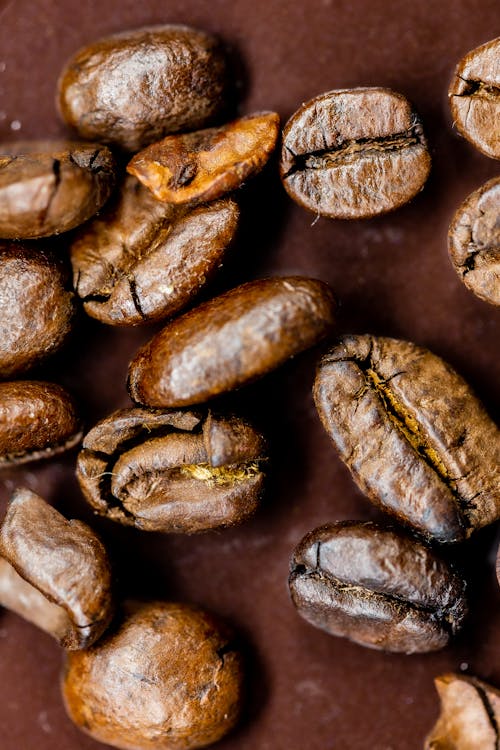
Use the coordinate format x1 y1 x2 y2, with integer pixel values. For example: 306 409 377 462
58 26 229 152
0 242 75 376
71 174 239 326
0 141 115 238
128 112 280 205
128 277 336 407
313 335 500 543
425 673 500 749
62 602 244 750
76 408 267 533
289 522 467 654
0 488 112 649
280 87 430 219
0 381 82 466
449 36 500 159
448 176 500 306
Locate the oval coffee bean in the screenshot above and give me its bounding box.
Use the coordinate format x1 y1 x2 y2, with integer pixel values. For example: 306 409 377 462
0 242 75 377
128 112 280 205
62 602 244 750
449 36 500 159
280 87 430 219
0 141 115 239
313 335 500 543
71 174 239 325
425 673 500 749
77 408 266 533
58 25 229 152
128 277 336 407
0 488 113 649
0 381 82 466
289 522 467 654
448 176 500 306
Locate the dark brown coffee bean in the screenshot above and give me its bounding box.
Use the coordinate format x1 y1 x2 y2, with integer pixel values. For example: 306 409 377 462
77 408 266 533
58 26 229 152
62 601 244 750
449 36 500 160
289 522 467 654
0 487 113 649
0 242 75 376
127 112 280 205
280 87 431 219
0 381 82 466
71 174 239 326
128 277 336 407
425 673 500 749
313 335 500 543
0 141 115 239
448 176 500 306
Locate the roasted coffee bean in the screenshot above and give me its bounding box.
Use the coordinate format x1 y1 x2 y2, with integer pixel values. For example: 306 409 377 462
0 488 112 649
128 276 336 407
71 174 239 326
0 141 115 239
62 602 244 750
449 36 500 160
77 408 266 533
448 176 500 306
58 26 229 152
0 242 75 376
128 112 280 205
0 381 82 466
280 87 431 219
425 673 500 749
313 335 500 543
289 522 467 654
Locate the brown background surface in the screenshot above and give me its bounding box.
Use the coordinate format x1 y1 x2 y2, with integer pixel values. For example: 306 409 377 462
0 1 499 749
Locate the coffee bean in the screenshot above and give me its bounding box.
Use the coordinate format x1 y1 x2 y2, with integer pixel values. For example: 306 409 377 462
77 408 266 533
128 277 336 407
71 174 239 326
425 673 500 749
0 381 82 466
0 242 75 376
289 522 467 653
127 112 280 205
58 25 229 152
449 36 500 159
62 602 244 750
313 335 500 543
0 487 113 649
448 176 500 306
0 141 115 239
280 87 431 219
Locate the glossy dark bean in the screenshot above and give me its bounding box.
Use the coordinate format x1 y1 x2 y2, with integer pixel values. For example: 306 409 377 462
289 522 467 653
280 87 430 219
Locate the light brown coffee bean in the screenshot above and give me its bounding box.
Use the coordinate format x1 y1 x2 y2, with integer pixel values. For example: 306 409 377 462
0 242 75 377
448 176 500 306
289 522 467 653
280 87 430 219
0 381 82 466
128 277 336 407
58 25 229 152
76 408 267 533
449 36 500 159
425 673 500 749
127 112 280 205
0 487 113 649
71 174 239 325
0 141 115 239
313 335 500 543
62 602 244 750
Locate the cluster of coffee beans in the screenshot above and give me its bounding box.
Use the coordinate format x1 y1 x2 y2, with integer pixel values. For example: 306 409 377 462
0 22 498 750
